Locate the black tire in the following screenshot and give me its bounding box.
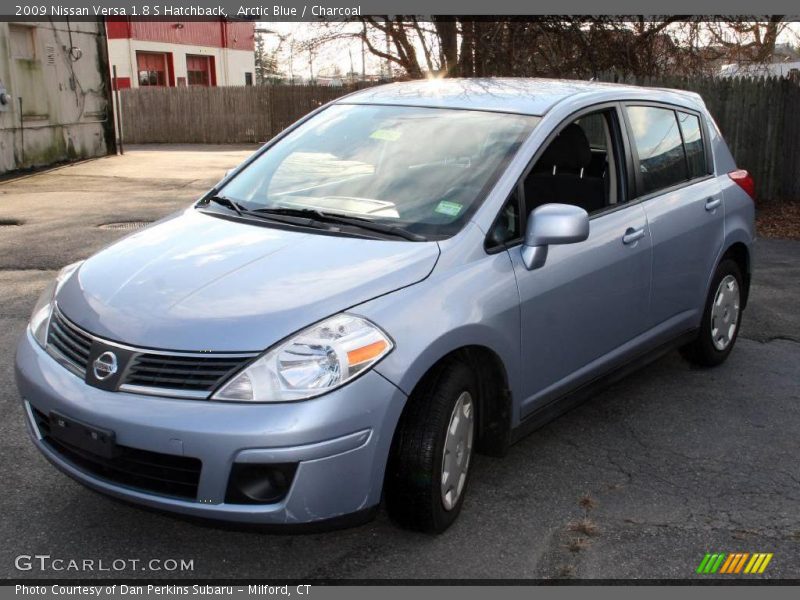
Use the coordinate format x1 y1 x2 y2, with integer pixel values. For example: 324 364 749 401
385 359 477 533
680 258 744 367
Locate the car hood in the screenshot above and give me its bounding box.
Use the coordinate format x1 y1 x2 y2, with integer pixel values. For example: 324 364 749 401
57 209 440 351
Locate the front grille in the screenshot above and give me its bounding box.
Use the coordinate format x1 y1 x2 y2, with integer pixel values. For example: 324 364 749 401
47 309 92 375
32 407 202 500
124 354 252 392
46 307 256 399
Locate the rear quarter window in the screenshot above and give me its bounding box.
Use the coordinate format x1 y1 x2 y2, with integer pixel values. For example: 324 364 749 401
677 111 708 179
626 106 688 195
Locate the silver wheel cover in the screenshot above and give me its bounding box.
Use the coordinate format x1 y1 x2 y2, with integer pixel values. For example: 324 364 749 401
441 391 475 511
710 274 740 351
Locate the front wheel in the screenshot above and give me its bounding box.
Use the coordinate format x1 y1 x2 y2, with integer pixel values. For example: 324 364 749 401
385 360 477 533
680 258 744 367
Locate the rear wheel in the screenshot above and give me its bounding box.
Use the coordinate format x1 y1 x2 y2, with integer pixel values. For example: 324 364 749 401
385 360 477 533
680 259 743 367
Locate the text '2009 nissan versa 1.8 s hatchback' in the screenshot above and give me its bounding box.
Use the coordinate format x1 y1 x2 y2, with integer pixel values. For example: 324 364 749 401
16 79 755 532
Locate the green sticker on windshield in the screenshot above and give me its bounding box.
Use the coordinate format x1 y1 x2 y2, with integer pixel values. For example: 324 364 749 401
370 129 401 141
435 200 463 217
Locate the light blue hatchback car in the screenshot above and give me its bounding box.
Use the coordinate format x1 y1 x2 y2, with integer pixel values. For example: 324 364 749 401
16 79 755 532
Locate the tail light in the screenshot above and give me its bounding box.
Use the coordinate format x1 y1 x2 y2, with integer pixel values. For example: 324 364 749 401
728 170 755 200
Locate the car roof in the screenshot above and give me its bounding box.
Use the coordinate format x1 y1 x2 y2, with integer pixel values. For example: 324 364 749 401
338 77 704 116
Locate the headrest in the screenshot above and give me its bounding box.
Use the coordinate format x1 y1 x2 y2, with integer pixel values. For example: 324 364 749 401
537 123 592 171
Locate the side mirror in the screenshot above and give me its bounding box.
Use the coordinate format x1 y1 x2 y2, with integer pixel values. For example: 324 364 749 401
521 203 590 270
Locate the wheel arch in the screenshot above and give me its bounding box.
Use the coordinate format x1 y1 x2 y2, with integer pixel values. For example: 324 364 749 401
720 241 751 309
395 345 513 458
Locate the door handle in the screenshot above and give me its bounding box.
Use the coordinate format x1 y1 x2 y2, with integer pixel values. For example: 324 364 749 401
705 197 722 211
622 227 645 245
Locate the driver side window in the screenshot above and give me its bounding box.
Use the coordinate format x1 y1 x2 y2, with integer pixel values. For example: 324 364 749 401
522 109 624 217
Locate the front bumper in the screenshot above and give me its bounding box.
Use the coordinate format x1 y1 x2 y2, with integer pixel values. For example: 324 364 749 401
15 329 407 524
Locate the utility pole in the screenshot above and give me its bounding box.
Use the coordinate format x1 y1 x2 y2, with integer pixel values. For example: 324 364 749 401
349 48 354 83
385 28 392 79
361 38 366 80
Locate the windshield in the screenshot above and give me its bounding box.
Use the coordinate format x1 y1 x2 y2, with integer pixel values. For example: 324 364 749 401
216 104 540 239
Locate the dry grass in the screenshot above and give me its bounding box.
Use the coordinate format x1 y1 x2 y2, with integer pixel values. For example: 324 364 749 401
568 518 600 537
566 537 592 553
579 494 597 510
556 565 576 578
756 200 800 240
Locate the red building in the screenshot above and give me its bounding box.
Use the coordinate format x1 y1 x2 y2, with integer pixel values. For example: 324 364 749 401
106 19 255 89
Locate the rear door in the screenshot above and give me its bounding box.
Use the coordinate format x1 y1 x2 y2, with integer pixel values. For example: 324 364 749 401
622 104 724 331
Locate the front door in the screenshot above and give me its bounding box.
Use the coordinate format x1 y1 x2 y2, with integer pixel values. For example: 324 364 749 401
507 106 653 418
510 204 652 418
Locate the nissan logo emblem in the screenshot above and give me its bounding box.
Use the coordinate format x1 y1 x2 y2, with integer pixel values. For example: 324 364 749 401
92 351 118 381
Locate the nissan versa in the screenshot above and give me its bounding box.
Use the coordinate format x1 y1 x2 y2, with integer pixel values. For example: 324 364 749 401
16 79 755 533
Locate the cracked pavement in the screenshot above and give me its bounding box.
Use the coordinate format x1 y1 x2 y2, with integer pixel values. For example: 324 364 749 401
1 145 798 580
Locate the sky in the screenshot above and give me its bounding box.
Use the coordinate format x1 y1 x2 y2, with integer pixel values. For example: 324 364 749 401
257 20 800 81
257 21 385 79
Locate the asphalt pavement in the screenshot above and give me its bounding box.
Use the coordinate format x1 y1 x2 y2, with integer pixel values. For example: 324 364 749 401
1 146 798 580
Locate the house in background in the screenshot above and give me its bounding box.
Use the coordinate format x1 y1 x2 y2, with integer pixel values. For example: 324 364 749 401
719 43 800 80
719 60 800 79
106 19 255 89
0 21 114 175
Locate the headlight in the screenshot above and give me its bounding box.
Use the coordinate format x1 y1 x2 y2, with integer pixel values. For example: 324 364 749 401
29 261 83 349
213 314 393 402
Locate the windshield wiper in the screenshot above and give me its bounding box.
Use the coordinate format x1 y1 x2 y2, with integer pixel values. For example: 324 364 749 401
251 207 427 242
201 199 340 231
202 194 247 217
201 201 427 242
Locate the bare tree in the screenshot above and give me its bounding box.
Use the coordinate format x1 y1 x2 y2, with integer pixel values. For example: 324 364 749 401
344 17 794 80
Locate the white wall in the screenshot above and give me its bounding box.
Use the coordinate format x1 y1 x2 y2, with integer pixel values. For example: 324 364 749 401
0 21 110 174
107 38 255 87
217 47 256 86
720 61 800 78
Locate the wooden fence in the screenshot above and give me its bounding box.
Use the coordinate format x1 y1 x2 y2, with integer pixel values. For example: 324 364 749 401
119 84 374 145
120 77 800 202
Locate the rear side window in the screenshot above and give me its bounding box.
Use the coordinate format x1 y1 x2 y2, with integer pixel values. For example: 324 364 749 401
677 112 707 179
626 106 687 195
